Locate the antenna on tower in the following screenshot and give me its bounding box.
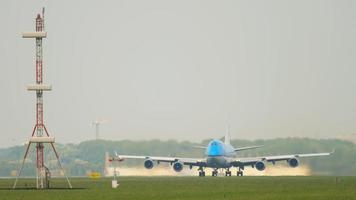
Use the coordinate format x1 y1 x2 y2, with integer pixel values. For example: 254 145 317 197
42 7 45 30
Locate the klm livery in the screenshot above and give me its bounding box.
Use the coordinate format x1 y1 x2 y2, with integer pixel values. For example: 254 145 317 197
114 132 332 176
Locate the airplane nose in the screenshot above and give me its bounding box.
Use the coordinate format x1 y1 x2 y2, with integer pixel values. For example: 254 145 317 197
207 144 224 156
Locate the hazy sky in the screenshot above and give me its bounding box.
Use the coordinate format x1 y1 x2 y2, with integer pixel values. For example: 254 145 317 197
1 0 355 147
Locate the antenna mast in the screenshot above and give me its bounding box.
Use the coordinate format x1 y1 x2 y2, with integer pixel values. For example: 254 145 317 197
13 8 72 189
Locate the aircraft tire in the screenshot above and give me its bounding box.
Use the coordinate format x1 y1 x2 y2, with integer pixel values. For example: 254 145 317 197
225 171 232 176
212 171 218 177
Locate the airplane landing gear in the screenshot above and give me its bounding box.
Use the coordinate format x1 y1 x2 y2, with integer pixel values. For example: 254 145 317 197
225 169 232 177
237 167 244 176
212 169 218 177
199 171 206 177
198 167 205 177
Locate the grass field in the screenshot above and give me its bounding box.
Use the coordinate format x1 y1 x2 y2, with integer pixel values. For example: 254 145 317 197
1 176 355 200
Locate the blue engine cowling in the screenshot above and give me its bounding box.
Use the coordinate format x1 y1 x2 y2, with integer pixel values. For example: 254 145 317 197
144 159 154 169
173 161 183 172
287 158 299 168
255 161 266 171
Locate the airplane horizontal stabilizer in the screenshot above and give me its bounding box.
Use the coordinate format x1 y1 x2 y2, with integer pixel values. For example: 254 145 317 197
192 145 207 149
234 145 264 152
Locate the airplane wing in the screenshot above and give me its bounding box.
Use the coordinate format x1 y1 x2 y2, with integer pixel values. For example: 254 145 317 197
116 155 207 167
231 151 334 167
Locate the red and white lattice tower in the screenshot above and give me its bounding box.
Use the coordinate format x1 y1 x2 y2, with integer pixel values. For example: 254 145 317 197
13 8 72 189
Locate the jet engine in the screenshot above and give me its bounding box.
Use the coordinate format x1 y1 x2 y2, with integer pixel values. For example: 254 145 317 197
287 158 299 168
144 159 154 169
255 161 266 171
172 161 183 172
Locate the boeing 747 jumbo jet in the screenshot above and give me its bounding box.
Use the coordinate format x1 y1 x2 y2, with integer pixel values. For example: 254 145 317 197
114 133 333 176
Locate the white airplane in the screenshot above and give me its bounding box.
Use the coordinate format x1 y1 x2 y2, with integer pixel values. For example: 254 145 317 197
114 132 333 176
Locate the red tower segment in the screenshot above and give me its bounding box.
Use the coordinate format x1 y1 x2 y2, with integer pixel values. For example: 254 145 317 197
35 13 45 188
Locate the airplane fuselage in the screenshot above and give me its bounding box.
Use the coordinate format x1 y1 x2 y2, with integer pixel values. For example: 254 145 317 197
205 139 235 168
